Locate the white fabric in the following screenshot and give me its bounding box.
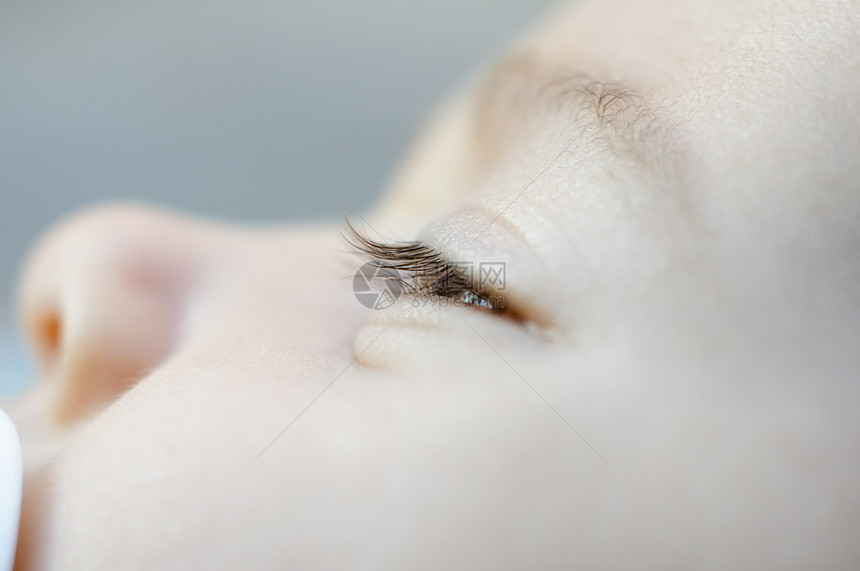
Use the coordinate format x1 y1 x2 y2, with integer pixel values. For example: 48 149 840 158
0 409 21 571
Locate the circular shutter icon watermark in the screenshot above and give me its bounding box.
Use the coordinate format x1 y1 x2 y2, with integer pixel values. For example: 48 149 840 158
353 263 403 310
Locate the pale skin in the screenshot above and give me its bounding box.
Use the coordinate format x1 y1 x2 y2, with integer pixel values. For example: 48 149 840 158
6 0 860 568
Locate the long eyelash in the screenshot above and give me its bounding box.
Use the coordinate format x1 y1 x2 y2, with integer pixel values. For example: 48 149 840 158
342 218 501 311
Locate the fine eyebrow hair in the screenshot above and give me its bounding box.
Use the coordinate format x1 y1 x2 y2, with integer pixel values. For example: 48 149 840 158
471 51 680 176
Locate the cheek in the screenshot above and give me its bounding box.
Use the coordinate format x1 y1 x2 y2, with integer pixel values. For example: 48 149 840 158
19 345 348 568
20 309 857 568
23 334 590 569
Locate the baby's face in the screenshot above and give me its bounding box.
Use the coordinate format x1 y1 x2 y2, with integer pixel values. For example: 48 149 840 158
10 0 860 568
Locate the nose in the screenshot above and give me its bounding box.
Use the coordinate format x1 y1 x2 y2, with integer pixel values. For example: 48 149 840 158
17 204 200 423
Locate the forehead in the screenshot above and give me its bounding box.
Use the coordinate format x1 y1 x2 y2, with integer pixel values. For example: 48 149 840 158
524 0 857 112
504 0 859 209
470 0 860 193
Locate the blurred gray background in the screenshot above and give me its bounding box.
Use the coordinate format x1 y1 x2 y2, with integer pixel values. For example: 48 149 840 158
0 0 558 397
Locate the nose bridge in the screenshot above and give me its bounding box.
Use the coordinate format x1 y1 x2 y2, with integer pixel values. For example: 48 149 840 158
18 205 199 423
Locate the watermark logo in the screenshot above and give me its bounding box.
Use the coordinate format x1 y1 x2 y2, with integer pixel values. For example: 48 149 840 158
410 292 506 311
352 262 403 310
478 262 506 291
352 261 506 310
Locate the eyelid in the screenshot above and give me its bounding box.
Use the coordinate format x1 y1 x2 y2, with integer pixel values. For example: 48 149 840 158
415 204 562 328
343 219 506 313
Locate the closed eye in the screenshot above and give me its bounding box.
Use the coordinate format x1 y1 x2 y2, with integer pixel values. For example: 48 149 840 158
343 218 506 313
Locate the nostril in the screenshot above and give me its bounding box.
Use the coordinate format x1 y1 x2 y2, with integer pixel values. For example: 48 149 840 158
35 312 62 371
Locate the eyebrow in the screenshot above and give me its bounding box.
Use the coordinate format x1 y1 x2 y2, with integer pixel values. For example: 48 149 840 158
471 51 679 176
